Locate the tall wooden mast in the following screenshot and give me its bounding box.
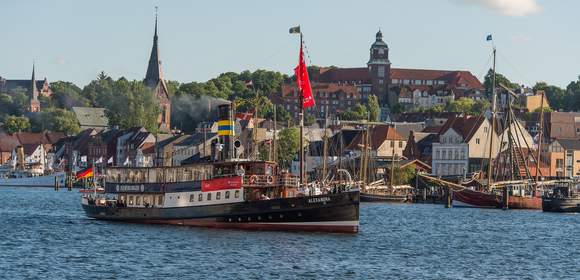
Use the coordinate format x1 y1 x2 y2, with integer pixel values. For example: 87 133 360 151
535 91 545 182
487 47 497 190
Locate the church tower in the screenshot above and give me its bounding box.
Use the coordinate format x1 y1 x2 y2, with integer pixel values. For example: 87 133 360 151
367 30 394 109
144 9 171 133
29 63 40 113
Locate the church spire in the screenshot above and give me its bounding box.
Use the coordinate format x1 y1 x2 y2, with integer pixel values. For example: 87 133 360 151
31 61 38 100
29 61 40 112
145 6 163 88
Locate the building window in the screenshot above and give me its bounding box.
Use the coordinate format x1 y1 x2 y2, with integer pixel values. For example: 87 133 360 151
379 79 383 84
399 141 403 148
190 194 195 202
392 79 399 84
378 66 385 77
136 196 141 206
216 192 221 200
414 80 421 85
476 138 480 144
442 150 447 159
390 141 394 148
207 193 212 201
158 195 163 206
225 191 230 199
129 196 134 205
198 193 203 201
235 190 240 198
436 150 440 160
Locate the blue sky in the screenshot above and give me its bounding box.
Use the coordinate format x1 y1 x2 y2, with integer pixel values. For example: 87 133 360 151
1 0 578 88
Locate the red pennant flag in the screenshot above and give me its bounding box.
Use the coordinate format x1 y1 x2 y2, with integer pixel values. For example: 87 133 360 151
294 42 315 108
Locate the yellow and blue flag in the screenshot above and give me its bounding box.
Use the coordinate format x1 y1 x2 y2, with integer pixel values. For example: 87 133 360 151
218 120 235 136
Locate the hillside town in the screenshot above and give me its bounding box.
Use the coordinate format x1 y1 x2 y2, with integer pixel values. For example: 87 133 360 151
1 19 580 186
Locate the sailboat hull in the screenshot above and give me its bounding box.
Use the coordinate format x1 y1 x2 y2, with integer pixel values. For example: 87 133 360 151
452 189 502 208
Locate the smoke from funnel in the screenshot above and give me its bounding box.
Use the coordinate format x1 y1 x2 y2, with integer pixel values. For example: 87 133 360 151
171 94 230 133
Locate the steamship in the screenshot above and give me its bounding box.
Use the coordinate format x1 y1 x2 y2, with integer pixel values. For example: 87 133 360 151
81 104 360 233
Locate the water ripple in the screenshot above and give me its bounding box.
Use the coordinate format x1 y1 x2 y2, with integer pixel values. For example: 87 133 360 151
0 187 578 280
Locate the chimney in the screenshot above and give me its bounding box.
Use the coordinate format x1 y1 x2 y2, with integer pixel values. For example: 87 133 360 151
217 103 234 161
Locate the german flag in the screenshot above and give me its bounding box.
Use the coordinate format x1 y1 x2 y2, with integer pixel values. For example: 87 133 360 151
76 166 94 180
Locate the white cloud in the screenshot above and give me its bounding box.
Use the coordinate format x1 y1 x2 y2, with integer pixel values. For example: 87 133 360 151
54 58 67 65
511 34 532 43
454 0 540 16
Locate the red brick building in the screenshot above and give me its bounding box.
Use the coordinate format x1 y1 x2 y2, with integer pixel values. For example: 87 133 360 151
276 31 483 117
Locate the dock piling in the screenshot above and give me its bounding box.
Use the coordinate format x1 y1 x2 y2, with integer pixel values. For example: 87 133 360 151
445 187 452 208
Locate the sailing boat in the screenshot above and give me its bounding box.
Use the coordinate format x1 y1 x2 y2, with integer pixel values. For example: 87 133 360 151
421 43 553 210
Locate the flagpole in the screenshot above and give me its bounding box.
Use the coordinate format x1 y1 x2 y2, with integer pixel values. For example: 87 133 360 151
299 32 306 187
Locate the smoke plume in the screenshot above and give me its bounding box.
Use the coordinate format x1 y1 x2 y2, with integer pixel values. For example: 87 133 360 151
453 0 540 16
171 94 230 133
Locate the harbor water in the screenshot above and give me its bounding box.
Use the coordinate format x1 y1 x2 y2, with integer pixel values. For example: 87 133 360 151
0 187 578 279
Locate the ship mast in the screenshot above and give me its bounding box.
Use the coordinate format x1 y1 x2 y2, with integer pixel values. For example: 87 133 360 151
535 91 545 182
487 47 497 190
322 110 328 184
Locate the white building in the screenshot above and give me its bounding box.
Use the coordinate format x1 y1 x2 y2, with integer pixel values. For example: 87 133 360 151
432 115 499 176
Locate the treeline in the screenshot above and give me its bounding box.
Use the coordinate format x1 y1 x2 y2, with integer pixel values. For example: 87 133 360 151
0 70 294 134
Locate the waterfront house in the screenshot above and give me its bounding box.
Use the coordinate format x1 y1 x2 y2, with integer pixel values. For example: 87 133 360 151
431 115 498 176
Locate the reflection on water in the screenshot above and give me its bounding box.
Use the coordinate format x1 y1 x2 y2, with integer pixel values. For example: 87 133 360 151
0 187 578 279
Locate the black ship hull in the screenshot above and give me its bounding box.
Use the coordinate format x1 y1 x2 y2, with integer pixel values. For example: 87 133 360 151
83 191 360 233
542 197 580 213
360 193 407 203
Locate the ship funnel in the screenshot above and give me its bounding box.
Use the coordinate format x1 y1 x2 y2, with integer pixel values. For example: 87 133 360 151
217 103 234 161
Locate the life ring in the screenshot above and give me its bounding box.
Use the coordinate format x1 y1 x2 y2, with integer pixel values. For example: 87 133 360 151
249 175 258 184
266 175 274 184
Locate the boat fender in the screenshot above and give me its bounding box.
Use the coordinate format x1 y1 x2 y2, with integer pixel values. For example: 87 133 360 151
266 175 274 184
249 175 258 184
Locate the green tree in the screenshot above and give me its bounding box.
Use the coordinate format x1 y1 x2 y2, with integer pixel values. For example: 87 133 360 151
533 82 566 111
427 105 444 113
391 165 416 185
391 103 405 114
565 76 580 111
483 69 519 97
472 99 491 115
446 98 475 114
3 115 30 133
277 127 300 169
50 81 89 109
106 80 160 132
367 95 380 121
304 113 316 126
339 104 368 121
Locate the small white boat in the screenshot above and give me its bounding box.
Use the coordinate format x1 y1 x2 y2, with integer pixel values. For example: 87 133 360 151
0 171 66 187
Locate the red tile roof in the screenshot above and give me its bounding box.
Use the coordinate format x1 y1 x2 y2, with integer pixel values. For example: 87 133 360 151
347 125 404 150
281 82 359 97
439 115 486 142
15 132 49 145
0 133 20 152
317 67 371 84
314 67 482 89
